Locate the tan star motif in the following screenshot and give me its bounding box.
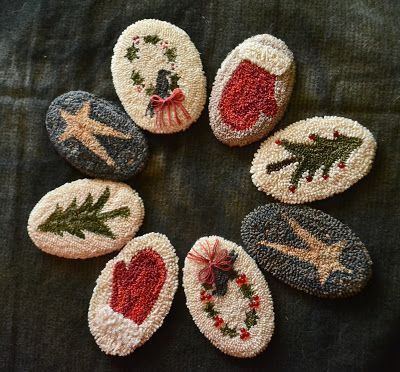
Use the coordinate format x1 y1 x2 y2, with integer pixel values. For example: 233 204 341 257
58 102 132 167
257 215 352 285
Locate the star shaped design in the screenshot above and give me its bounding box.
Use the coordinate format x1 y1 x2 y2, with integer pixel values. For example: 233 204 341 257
58 101 132 167
257 214 352 285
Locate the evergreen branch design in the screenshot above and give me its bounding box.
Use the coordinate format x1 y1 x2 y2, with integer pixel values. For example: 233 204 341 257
266 133 363 187
38 187 130 239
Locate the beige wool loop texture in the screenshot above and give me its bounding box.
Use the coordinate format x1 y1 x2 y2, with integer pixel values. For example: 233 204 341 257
112 19 207 134
182 236 274 358
251 116 377 203
27 179 144 259
209 34 295 146
88 233 179 356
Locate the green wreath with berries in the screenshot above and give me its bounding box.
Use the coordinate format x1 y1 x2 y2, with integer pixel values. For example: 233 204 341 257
124 33 181 97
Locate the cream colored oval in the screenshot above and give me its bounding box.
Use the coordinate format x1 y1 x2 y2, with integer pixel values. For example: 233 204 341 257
209 34 295 146
251 116 377 203
27 179 144 259
183 236 274 358
112 19 207 134
88 233 179 356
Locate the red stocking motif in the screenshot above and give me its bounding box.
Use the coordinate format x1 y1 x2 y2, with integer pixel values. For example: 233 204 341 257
219 60 277 131
110 249 166 324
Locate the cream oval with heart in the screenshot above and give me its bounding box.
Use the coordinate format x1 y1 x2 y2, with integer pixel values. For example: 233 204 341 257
241 204 373 298
27 179 144 259
112 19 207 134
251 116 377 203
183 236 274 358
209 34 295 146
88 233 179 356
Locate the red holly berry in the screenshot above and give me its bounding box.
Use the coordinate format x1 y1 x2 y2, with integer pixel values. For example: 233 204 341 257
275 139 282 145
308 134 316 141
288 185 296 193
200 290 213 302
236 274 248 286
240 328 250 340
250 295 261 309
338 162 346 169
306 175 313 182
213 315 224 328
323 174 329 180
334 130 340 138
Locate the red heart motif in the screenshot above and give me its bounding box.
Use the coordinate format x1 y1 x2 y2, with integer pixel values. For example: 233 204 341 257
110 248 167 325
219 60 277 131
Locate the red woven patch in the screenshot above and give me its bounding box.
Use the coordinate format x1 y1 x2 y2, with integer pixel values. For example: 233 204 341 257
219 60 277 131
110 249 166 324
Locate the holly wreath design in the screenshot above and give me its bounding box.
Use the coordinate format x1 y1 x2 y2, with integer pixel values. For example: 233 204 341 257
188 239 260 341
124 34 190 127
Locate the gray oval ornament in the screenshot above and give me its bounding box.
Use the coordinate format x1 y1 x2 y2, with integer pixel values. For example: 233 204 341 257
46 91 148 180
241 204 372 298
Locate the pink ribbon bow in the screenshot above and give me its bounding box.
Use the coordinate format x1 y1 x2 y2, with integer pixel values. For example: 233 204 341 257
150 88 191 127
187 239 233 285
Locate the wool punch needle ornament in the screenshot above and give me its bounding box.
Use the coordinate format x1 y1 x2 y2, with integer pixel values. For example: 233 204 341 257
112 19 207 134
46 91 148 181
241 204 373 298
27 179 144 259
251 116 377 203
209 34 295 146
183 236 274 358
88 233 179 356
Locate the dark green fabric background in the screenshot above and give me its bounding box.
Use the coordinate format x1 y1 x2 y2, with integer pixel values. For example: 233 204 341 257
1 1 399 371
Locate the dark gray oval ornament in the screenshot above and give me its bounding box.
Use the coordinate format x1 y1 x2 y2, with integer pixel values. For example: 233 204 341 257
46 91 148 180
241 204 372 298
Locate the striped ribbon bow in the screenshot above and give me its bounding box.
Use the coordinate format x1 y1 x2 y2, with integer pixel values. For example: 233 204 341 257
187 239 233 285
150 88 191 127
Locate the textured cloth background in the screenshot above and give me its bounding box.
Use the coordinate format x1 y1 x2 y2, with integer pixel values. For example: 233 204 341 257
1 1 399 371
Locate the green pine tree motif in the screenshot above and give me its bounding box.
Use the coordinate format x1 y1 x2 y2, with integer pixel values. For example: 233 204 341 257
144 34 161 44
38 187 130 239
245 309 259 329
125 45 140 61
164 47 177 62
266 132 362 187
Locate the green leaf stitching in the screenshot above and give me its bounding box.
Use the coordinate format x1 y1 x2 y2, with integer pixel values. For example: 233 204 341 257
131 70 144 85
245 309 259 329
125 45 139 61
220 324 238 338
170 73 180 91
37 187 130 240
144 34 161 44
145 83 156 96
204 302 218 318
164 47 177 62
240 284 254 299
